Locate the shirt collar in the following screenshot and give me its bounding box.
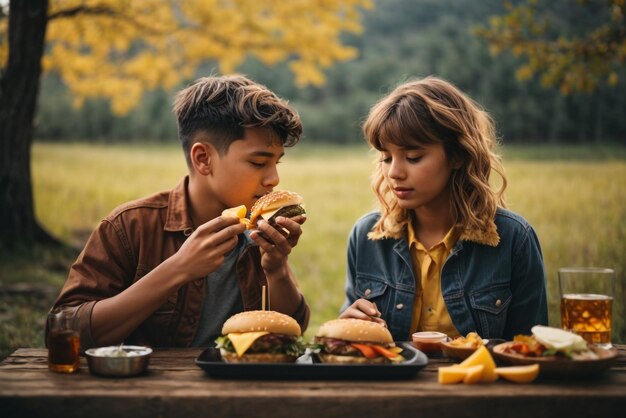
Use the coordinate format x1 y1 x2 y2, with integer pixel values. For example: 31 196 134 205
407 221 460 252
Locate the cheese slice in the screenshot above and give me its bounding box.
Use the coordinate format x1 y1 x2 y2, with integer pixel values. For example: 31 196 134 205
227 331 269 357
259 208 280 222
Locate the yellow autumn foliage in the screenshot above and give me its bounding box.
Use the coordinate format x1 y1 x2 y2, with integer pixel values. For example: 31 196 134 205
476 0 626 94
1 0 373 115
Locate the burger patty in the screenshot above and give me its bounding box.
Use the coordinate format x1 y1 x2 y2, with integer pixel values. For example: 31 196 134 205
268 205 306 223
246 333 297 353
314 336 395 356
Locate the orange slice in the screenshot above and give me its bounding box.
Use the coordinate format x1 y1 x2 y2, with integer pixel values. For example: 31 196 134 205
438 366 467 384
459 345 498 382
222 205 251 228
222 205 247 219
462 364 485 384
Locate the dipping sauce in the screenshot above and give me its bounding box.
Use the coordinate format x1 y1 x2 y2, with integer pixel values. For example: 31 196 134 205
88 346 151 357
412 331 448 354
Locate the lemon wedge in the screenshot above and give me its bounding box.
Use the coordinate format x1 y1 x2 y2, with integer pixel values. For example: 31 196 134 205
495 364 540 383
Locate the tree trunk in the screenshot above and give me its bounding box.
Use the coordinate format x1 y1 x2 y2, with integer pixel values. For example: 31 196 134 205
0 0 60 250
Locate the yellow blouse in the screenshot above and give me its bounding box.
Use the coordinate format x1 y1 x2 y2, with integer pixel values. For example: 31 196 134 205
407 222 461 338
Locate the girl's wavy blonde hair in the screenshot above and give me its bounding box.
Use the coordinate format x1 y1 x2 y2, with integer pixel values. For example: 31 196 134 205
364 76 507 243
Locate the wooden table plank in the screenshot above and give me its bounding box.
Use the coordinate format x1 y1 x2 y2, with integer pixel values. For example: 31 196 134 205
1 346 625 418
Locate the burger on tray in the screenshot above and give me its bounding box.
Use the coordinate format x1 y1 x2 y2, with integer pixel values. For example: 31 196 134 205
313 318 404 364
215 310 305 363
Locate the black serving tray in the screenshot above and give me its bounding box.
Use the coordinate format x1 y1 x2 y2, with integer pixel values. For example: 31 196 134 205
195 342 428 380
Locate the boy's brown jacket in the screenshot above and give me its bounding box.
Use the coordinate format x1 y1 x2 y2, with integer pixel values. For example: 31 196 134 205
48 177 310 349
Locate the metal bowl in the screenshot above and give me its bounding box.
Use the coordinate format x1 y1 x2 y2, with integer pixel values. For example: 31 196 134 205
85 345 152 377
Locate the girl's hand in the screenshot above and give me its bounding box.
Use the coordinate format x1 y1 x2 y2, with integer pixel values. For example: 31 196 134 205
249 215 306 275
340 298 387 327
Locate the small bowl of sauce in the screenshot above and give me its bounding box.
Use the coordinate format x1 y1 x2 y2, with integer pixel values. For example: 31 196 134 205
412 331 448 355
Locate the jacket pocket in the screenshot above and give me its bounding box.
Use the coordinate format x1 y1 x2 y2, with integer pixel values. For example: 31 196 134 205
468 284 511 338
354 274 391 315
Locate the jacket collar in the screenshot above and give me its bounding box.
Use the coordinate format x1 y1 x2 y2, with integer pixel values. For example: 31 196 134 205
404 210 500 248
458 220 500 247
164 176 195 233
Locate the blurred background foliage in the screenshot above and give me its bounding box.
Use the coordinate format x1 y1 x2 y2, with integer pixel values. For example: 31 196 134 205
34 0 626 145
1 0 625 358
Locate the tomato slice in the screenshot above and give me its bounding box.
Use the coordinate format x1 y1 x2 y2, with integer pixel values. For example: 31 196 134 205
350 343 378 359
350 343 403 360
370 344 402 359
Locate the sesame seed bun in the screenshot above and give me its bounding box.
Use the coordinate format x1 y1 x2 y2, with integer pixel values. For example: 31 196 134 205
316 318 393 344
221 310 301 336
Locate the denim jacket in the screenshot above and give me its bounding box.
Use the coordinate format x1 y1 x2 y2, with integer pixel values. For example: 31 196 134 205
342 208 548 341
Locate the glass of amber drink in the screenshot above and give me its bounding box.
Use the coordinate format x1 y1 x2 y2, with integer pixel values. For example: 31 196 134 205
47 309 80 373
558 267 614 349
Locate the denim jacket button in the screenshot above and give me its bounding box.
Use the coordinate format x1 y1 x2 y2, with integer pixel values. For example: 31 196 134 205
364 289 372 297
396 303 404 310
495 299 502 307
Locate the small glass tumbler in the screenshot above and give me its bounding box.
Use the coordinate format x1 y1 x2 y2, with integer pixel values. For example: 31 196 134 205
558 267 614 349
47 309 80 373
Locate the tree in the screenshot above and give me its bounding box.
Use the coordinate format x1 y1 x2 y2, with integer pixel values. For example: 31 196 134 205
475 0 626 94
0 0 372 250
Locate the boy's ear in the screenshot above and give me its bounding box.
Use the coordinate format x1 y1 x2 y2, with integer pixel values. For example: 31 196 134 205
190 142 217 175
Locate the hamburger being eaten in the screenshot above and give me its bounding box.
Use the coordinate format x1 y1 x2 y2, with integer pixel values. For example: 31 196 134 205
249 190 305 228
221 190 305 230
314 318 404 364
215 310 305 363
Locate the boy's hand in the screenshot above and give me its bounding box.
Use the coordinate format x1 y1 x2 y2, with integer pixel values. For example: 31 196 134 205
249 215 306 274
172 215 246 280
340 298 387 327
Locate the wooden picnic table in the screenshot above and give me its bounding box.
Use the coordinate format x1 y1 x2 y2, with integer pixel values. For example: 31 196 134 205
1 345 625 418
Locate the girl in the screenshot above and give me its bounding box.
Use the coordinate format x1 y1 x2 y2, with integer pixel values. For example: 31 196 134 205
340 76 547 341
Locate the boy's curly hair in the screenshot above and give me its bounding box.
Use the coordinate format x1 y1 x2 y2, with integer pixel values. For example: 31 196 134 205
363 76 507 241
173 75 302 166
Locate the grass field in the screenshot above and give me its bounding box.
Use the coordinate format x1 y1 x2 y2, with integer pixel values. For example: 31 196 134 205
1 142 624 358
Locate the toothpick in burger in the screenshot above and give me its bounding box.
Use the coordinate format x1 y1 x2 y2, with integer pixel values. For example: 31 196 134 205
215 310 305 363
314 318 404 364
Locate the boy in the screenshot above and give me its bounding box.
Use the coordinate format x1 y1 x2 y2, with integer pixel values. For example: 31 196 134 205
48 75 310 349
